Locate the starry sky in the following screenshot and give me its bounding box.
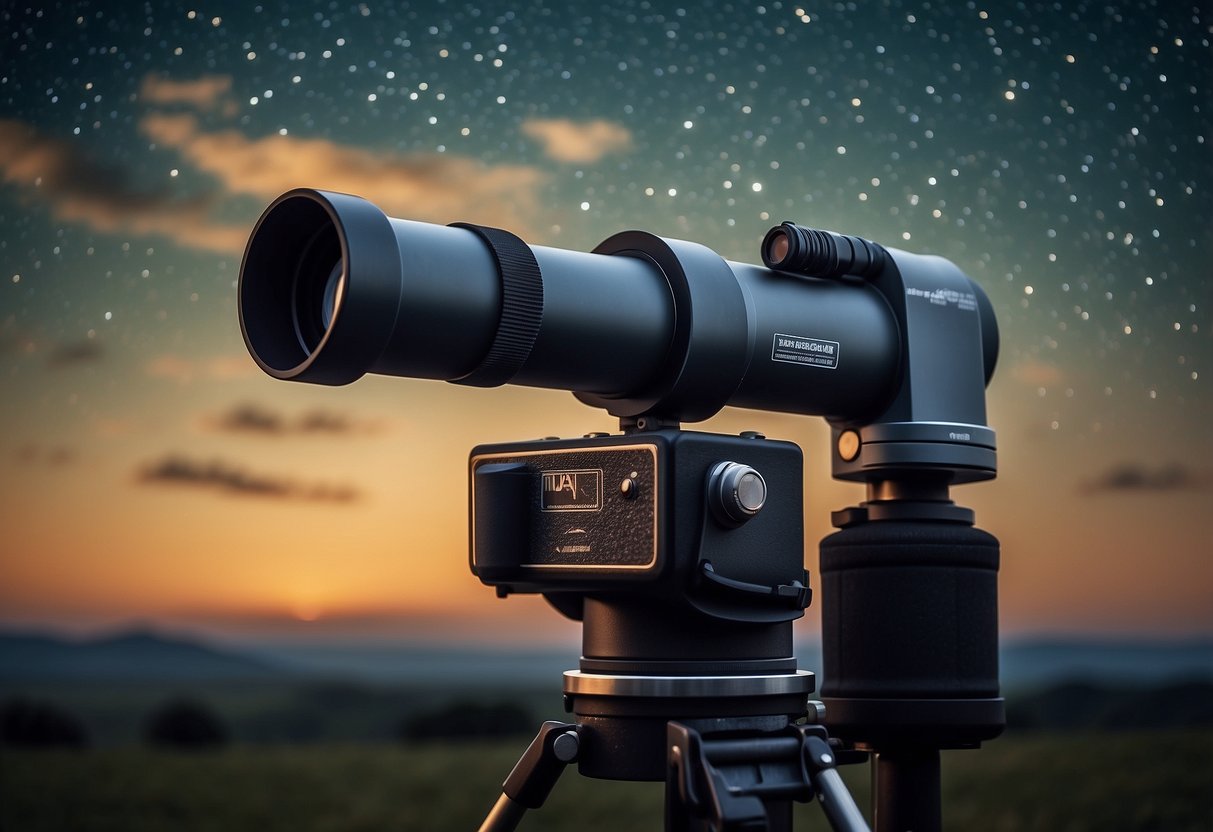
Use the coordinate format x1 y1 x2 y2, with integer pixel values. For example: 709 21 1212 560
1 1 1210 647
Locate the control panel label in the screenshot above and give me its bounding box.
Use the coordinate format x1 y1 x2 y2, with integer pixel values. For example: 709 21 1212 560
771 333 840 369
541 469 602 511
471 444 656 569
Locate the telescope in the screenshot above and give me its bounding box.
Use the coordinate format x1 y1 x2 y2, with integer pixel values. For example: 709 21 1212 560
239 188 1004 832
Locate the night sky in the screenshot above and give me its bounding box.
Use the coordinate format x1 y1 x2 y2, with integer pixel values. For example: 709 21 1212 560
1 1 1210 645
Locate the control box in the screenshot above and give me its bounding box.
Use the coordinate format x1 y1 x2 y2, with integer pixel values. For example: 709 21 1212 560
469 429 810 624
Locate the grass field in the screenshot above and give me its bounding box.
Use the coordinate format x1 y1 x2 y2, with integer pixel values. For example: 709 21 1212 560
2 729 1210 831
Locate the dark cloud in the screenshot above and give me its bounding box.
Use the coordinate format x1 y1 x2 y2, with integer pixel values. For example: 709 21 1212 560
138 111 548 237
296 410 359 434
2 101 550 256
1082 463 1212 494
1 119 185 210
138 456 359 503
0 119 248 254
14 444 77 466
215 404 285 435
212 403 375 437
46 339 104 368
139 73 237 113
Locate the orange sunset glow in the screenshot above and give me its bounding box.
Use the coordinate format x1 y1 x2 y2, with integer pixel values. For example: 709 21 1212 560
3 364 1211 645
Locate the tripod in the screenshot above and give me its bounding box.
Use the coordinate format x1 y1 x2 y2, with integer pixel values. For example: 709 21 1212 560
469 428 1002 831
480 718 868 831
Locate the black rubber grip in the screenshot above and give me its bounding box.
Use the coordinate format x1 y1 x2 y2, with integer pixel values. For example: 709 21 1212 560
449 222 544 387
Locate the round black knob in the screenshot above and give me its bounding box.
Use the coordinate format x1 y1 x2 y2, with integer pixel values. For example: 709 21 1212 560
708 461 767 527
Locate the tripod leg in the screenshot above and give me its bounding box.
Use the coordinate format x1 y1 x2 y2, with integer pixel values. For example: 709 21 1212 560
803 734 871 832
478 721 579 832
481 794 529 830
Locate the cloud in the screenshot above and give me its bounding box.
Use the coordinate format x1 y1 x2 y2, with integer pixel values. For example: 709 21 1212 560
14 444 77 467
46 339 104 368
214 403 285 435
138 456 360 503
0 118 249 255
1009 359 1065 388
210 403 379 437
1 102 550 257
146 354 259 383
139 73 237 114
2 334 106 368
520 117 632 163
138 112 548 234
1082 463 1212 494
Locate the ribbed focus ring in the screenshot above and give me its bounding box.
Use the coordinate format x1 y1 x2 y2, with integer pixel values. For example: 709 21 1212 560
450 222 544 387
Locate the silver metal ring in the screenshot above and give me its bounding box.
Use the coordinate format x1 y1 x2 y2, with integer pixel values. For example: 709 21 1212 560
563 670 815 699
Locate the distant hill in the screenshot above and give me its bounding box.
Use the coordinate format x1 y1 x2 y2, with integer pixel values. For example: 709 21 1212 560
240 642 580 685
1007 678 1213 732
999 638 1213 691
1 628 1209 689
0 629 284 682
1 628 1210 745
244 638 1212 688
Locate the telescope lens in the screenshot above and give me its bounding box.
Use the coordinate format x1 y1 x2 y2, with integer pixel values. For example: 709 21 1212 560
322 261 344 330
240 189 407 385
290 226 344 355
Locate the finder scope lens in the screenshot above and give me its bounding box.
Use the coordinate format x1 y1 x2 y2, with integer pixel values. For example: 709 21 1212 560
764 228 791 266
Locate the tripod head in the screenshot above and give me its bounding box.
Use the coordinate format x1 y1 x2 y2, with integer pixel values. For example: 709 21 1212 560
237 188 1004 829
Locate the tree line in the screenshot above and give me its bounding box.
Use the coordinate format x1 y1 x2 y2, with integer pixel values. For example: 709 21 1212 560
0 695 536 749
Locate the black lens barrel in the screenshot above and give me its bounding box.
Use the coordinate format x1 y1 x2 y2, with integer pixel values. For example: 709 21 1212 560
239 189 677 394
239 189 401 385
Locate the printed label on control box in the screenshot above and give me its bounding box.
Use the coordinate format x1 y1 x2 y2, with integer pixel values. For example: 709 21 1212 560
771 333 840 369
541 469 602 511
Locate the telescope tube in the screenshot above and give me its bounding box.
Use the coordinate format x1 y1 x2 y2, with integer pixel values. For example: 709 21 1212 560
239 188 915 423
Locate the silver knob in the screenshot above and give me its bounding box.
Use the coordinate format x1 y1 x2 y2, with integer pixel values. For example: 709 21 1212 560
708 461 767 527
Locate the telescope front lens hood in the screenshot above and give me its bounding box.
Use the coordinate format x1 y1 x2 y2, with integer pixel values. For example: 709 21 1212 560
239 188 402 385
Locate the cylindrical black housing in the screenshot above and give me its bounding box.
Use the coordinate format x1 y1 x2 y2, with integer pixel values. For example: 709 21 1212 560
819 519 1004 747
239 188 912 423
578 598 796 676
821 521 1000 699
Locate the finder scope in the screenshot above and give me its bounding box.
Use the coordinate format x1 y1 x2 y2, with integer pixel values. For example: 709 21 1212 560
240 188 999 480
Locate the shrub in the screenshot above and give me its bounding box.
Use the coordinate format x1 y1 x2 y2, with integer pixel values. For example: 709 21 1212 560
144 698 228 749
0 697 89 748
399 700 533 742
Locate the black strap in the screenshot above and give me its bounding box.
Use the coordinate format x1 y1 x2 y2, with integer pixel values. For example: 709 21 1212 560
449 222 544 387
